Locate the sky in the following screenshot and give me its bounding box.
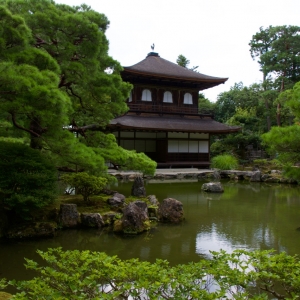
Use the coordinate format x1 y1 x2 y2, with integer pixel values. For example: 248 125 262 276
56 0 300 102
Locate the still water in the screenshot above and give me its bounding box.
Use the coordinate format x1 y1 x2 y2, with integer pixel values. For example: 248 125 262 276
1 179 300 283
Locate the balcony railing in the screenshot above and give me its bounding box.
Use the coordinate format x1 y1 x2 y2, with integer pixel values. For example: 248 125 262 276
127 103 214 117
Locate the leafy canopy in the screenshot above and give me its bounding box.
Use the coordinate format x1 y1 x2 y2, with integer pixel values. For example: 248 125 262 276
0 0 156 175
61 172 107 202
262 82 300 181
0 142 58 219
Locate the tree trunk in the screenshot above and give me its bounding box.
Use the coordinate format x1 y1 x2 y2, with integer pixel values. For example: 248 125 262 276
263 72 271 131
29 117 43 149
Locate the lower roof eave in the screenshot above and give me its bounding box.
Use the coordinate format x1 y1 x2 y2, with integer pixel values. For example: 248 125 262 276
107 124 241 134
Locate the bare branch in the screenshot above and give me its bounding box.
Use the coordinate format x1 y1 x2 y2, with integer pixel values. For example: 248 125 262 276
10 112 40 137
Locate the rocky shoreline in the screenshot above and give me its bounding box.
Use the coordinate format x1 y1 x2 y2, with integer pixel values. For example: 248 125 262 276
109 168 297 184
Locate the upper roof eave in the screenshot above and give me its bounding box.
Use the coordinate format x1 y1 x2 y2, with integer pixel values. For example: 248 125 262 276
122 53 228 85
122 68 228 84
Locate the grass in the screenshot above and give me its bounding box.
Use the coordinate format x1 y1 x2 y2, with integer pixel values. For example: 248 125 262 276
211 154 239 170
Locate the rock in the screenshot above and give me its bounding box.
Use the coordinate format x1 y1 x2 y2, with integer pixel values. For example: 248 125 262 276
201 182 224 193
147 195 159 206
261 174 280 183
131 176 146 197
128 174 137 180
108 193 125 207
119 201 149 234
271 170 282 174
6 222 57 239
250 170 261 182
147 195 159 219
81 213 104 228
158 198 184 223
133 200 148 213
213 170 221 180
219 170 254 179
58 204 79 228
102 189 118 195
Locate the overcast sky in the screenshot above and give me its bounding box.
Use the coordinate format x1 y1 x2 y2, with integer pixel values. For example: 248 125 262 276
57 0 300 102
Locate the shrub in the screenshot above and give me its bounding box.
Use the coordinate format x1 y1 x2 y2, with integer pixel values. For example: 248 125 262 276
0 142 58 219
211 154 238 170
61 172 107 202
3 248 300 299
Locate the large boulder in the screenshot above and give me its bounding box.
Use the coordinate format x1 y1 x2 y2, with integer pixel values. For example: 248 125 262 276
80 213 104 228
108 193 125 207
118 201 149 234
58 204 79 228
131 176 146 197
201 182 224 193
158 198 184 223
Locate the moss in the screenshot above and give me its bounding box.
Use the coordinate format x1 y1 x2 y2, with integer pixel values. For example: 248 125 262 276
143 220 151 231
0 292 12 300
125 196 152 206
113 220 123 232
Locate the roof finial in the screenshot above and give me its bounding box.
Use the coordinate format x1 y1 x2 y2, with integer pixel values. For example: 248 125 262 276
151 43 155 51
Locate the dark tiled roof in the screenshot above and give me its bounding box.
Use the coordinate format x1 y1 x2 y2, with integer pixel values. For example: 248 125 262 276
123 52 228 84
109 114 240 134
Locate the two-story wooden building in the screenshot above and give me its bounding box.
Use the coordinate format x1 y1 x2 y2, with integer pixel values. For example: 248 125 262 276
107 52 240 168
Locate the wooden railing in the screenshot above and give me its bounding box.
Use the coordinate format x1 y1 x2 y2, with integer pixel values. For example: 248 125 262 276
127 103 214 117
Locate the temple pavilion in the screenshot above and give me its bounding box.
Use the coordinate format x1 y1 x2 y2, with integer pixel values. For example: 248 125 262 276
107 52 240 168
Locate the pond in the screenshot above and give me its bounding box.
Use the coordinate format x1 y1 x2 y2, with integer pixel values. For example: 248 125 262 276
1 179 300 285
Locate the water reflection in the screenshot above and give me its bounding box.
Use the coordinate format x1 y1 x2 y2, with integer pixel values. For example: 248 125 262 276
196 224 245 257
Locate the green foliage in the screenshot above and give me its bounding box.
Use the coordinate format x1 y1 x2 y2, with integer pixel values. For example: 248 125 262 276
211 154 239 170
176 54 190 68
198 93 215 113
5 248 300 299
252 158 283 170
215 82 271 130
250 25 300 89
0 0 154 177
212 82 270 159
92 132 157 175
61 172 107 202
261 82 300 182
0 142 58 219
176 54 198 71
0 279 7 290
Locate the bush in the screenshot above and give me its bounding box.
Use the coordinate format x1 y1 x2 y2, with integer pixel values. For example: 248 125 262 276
0 142 58 219
211 154 238 170
61 172 107 202
3 248 300 299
